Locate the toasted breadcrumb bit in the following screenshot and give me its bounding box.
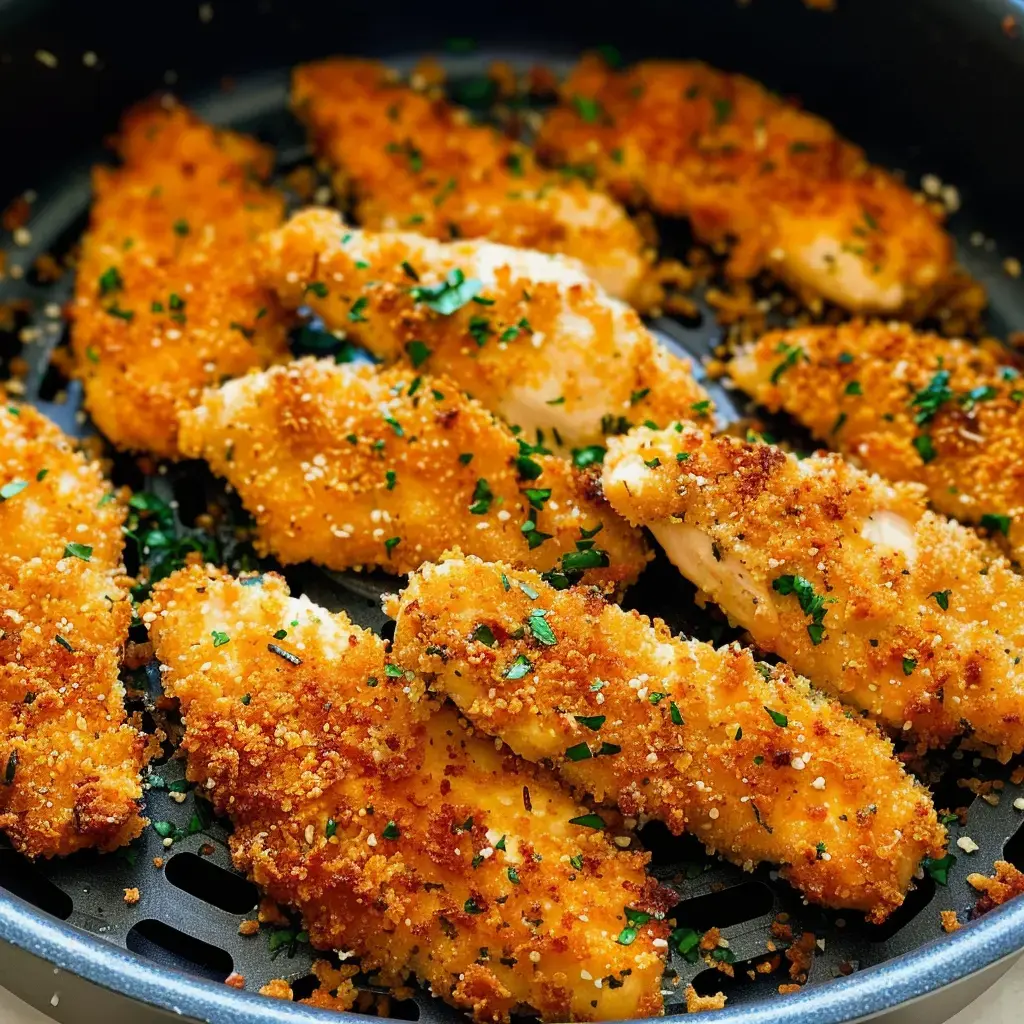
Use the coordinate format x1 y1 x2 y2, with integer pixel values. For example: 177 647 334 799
123 887 140 905
778 983 803 994
968 861 1024 915
225 972 245 989
940 910 961 933
152 857 164 869
786 931 816 982
259 979 293 1001
238 919 260 936
685 986 727 1013
258 897 289 926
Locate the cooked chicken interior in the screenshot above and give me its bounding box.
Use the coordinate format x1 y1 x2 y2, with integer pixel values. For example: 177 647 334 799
603 424 1024 761
292 58 653 304
538 55 955 315
390 556 945 923
178 358 649 594
259 208 711 450
0 399 147 857
730 320 1024 563
144 566 671 1022
71 102 291 458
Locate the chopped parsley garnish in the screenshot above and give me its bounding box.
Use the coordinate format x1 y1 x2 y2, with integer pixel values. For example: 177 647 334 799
507 867 520 885
273 629 287 640
469 478 494 514
384 664 403 678
526 609 557 646
560 548 609 572
468 315 493 346
671 927 701 962
902 657 917 675
845 381 863 396
930 590 951 611
770 343 805 384
505 654 532 680
572 95 604 123
63 542 92 561
569 854 584 870
913 434 937 463
471 624 497 648
405 339 431 368
670 702 684 725
676 452 691 462
772 574 831 645
240 693 251 705
3 751 17 786
648 692 667 705
464 898 483 915
980 513 1011 536
325 819 337 839
382 820 400 840
764 706 788 728
922 851 956 885
524 487 552 511
572 445 606 469
912 371 953 425
644 457 661 469
211 630 230 647
568 813 606 830
304 281 329 299
630 387 651 405
521 520 552 550
690 400 712 417
411 268 483 315
712 97 733 124
566 742 593 761
348 296 369 322
575 715 606 731
98 266 123 296
385 469 397 491
495 835 507 851
459 452 474 466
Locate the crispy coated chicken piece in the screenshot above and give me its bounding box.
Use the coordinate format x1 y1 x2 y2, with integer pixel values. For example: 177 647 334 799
390 557 944 923
144 566 670 1022
603 424 1024 760
730 320 1024 562
538 56 954 315
178 358 649 594
72 102 291 458
292 58 653 304
260 208 710 448
0 399 147 857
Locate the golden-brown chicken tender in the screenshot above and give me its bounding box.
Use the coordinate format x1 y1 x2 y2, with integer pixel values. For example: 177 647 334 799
292 58 653 304
0 399 147 857
71 102 291 458
390 557 944 923
144 566 670 1022
178 358 649 594
538 56 955 315
730 320 1024 562
603 424 1024 760
260 208 710 449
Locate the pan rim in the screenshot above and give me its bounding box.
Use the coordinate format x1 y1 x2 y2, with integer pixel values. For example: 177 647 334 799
0 882 1023 1024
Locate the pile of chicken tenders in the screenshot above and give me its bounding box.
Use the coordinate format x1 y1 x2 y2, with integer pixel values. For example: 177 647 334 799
4 51 1022 1021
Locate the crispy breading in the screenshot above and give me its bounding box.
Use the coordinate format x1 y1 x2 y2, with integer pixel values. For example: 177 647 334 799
0 399 147 857
71 102 291 458
178 358 649 595
538 56 955 315
730 320 1024 561
967 860 1024 915
389 556 944 923
291 59 652 304
144 566 670 1022
259 208 710 448
603 424 1024 760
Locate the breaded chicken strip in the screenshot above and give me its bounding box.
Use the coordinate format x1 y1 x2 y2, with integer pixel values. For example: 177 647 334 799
144 566 670 1022
390 557 944 923
178 358 649 594
292 58 652 304
731 320 1024 562
603 424 1024 760
260 208 710 448
0 399 147 857
538 56 954 315
72 102 291 458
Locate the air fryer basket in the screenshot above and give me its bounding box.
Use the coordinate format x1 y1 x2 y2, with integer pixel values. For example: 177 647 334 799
2 1 1024 1022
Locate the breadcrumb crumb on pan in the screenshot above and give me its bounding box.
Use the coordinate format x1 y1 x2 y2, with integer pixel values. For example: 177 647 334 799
390 556 945 923
731 320 1024 562
259 207 711 449
0 398 148 858
967 860 1024 915
143 565 670 1022
603 424 1024 760
178 358 650 596
291 58 654 305
71 102 291 459
538 55 959 317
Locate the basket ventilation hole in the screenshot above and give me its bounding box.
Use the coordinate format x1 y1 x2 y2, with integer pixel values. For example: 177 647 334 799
0 850 73 920
670 880 776 932
1002 819 1024 869
125 918 233 982
638 820 708 868
164 852 259 914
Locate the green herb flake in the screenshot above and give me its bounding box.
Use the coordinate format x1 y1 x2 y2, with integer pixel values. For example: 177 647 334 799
902 656 917 675
471 624 497 648
981 513 1011 537
764 706 788 728
527 609 557 646
411 268 483 315
63 542 93 561
211 630 230 648
568 813 606 830
575 715 606 731
930 589 951 611
382 820 400 840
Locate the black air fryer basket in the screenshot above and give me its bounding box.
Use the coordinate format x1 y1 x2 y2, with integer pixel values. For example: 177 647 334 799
2 1 1024 1022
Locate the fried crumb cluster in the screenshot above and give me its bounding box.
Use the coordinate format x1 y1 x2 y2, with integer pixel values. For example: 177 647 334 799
967 860 1024 915
0 398 148 857
71 102 291 458
391 556 945 923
